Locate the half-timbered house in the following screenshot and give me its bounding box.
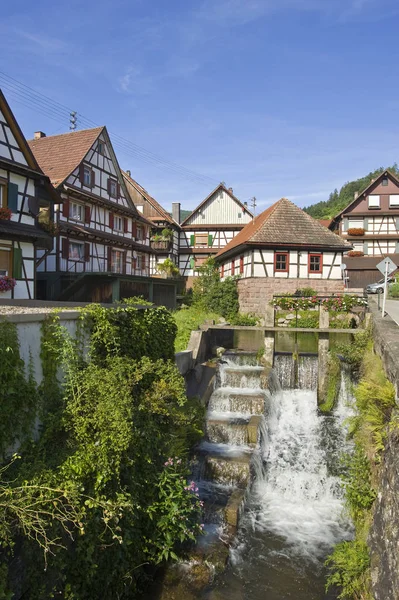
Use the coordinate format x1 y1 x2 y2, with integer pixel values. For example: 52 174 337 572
179 184 253 287
122 170 180 274
28 127 175 304
0 90 56 299
215 198 351 315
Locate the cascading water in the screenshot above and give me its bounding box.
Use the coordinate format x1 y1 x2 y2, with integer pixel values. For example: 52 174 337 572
201 354 355 600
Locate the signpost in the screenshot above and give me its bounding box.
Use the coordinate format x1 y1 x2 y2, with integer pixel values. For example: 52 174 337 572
376 257 397 317
340 263 347 290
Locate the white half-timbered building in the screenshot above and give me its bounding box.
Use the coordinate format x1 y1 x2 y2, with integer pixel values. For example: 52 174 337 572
28 126 177 304
122 170 180 274
215 198 352 315
179 184 253 287
0 90 56 299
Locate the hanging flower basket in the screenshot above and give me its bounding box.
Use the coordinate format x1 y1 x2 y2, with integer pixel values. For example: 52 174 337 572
0 276 16 293
0 207 12 220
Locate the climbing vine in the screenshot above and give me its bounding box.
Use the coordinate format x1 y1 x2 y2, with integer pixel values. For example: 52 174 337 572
0 305 203 599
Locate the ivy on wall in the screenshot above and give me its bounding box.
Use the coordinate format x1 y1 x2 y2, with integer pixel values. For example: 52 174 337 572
0 304 203 599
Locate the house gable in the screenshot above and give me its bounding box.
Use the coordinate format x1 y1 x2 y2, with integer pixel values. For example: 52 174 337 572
339 170 399 217
181 185 253 227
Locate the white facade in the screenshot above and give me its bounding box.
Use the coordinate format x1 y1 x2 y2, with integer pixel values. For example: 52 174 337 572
220 248 344 281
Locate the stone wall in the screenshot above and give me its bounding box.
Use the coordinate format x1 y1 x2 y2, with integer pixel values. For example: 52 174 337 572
237 277 344 315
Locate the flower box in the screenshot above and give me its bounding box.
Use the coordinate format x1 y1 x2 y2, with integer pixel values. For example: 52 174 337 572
347 250 364 257
0 207 12 221
347 228 365 236
0 276 17 293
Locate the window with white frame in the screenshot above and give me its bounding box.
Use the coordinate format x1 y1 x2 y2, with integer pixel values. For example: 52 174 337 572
0 246 11 276
69 242 84 260
136 254 142 269
389 195 399 207
136 225 142 240
368 195 380 209
70 202 84 221
114 216 123 231
0 181 6 208
111 250 123 273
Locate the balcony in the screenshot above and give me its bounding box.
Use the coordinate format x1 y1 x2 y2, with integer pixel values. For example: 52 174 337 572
150 240 171 251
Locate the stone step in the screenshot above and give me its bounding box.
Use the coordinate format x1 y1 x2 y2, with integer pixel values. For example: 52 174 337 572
206 417 251 446
208 392 266 416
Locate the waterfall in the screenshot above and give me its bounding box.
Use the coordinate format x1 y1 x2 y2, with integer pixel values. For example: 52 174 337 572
206 354 355 599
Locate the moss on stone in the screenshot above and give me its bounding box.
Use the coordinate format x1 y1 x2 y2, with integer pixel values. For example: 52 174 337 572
319 352 341 413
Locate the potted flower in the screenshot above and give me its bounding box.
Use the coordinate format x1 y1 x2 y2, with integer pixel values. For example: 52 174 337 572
0 207 12 220
157 258 180 278
0 276 16 293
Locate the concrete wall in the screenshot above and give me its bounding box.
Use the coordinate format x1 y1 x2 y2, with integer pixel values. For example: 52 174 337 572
237 277 344 315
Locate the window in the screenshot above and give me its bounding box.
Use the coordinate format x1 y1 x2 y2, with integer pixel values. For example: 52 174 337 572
275 252 289 272
201 213 206 219
83 166 92 187
0 181 6 208
111 250 123 273
308 253 322 274
69 242 84 260
368 195 380 209
238 212 242 219
136 225 142 241
382 177 388 186
194 233 208 246
70 202 84 221
114 216 123 231
137 204 144 213
0 246 12 276
109 179 118 198
98 141 105 155
389 195 399 207
136 254 142 269
231 259 235 276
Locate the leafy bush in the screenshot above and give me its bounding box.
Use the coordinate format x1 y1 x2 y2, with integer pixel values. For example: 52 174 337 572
389 283 399 298
229 313 259 326
192 258 239 318
326 540 371 599
294 287 317 297
174 306 221 352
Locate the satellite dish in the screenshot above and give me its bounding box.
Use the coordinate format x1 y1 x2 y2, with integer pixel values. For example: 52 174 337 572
133 251 138 259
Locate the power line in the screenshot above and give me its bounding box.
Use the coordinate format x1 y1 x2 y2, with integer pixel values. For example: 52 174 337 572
0 71 219 187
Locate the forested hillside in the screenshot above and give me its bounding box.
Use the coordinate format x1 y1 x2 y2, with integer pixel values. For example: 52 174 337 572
304 164 399 219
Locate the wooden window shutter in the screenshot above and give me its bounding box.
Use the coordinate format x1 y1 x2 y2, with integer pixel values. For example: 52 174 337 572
12 247 23 279
85 205 91 224
190 234 195 246
84 243 90 262
240 255 244 274
117 183 121 198
395 217 399 231
343 217 348 232
79 163 85 183
7 183 18 213
124 217 129 233
133 253 137 269
107 178 111 195
142 254 146 270
221 264 224 278
363 241 369 255
189 256 195 269
396 241 399 253
363 217 369 231
231 260 235 276
107 247 112 271
132 222 137 238
90 170 95 188
109 212 114 229
208 234 213 247
62 238 69 259
122 252 126 274
62 199 70 218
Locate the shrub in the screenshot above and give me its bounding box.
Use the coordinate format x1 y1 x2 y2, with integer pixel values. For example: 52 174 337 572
229 313 259 326
326 540 371 599
389 282 399 298
294 287 317 297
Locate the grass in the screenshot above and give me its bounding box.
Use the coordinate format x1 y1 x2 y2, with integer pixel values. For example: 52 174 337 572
173 306 222 352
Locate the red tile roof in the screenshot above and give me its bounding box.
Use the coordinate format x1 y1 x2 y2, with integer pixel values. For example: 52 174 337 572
28 127 104 187
216 197 351 259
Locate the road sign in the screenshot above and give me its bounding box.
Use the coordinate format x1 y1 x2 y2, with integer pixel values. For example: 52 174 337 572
376 257 397 277
340 263 347 271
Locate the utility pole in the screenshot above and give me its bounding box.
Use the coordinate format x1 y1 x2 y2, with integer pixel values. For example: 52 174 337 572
249 196 257 218
69 111 77 131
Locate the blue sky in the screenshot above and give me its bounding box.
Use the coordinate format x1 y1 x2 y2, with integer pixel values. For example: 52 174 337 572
2 0 399 213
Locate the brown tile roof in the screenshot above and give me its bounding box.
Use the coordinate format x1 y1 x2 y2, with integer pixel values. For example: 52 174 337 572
215 197 352 259
122 171 177 226
28 127 104 187
318 219 333 229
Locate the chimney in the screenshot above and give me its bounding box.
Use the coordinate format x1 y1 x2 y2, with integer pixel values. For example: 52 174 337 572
126 169 131 177
228 187 233 194
172 202 181 224
354 191 359 200
34 131 46 139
